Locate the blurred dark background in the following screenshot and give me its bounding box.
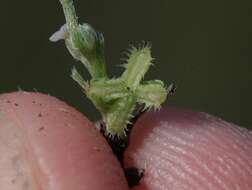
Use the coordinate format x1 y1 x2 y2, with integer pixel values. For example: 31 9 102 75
0 0 251 128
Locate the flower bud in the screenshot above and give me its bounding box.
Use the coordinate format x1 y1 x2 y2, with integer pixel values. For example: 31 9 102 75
74 23 98 55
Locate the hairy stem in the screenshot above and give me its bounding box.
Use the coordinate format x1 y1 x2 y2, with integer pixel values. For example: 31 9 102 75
59 0 78 33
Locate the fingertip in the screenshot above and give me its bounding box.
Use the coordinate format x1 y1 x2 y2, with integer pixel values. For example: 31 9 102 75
125 108 252 190
0 91 128 190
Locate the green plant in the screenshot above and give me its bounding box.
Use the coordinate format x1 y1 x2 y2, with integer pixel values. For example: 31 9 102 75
50 0 171 137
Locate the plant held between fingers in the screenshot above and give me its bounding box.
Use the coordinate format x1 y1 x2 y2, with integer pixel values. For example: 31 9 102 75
50 0 172 138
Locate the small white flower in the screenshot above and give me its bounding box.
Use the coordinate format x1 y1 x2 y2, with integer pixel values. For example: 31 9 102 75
49 24 68 42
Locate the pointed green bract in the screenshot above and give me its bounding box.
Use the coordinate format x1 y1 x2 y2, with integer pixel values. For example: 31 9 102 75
121 45 153 90
51 0 169 138
105 95 136 137
136 80 167 110
71 67 88 90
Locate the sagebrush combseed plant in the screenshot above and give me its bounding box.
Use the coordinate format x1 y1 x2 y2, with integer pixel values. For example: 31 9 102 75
50 0 172 138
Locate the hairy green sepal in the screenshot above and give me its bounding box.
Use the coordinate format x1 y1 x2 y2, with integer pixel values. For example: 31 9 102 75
51 0 169 138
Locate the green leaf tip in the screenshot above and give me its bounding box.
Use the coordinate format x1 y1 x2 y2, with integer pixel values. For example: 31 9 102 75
51 0 171 138
121 44 153 90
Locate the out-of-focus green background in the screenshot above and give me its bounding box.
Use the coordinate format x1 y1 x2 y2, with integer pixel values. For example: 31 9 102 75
0 0 251 128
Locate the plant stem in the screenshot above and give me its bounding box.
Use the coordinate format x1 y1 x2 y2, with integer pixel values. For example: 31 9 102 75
59 0 78 33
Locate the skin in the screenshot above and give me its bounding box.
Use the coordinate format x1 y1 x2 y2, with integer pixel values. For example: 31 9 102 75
0 92 252 190
125 108 252 190
0 91 128 190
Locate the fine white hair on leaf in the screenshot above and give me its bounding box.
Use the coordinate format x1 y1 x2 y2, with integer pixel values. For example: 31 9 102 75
49 24 68 42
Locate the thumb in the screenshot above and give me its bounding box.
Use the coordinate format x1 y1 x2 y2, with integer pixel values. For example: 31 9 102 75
124 108 252 190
